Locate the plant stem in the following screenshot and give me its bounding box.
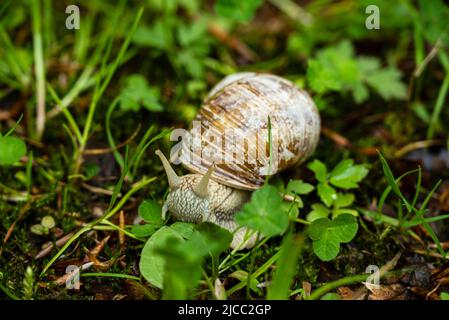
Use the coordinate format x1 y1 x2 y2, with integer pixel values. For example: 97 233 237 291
0 282 21 300
226 250 281 296
73 7 143 175
31 0 46 140
427 72 449 139
307 274 370 300
81 272 140 281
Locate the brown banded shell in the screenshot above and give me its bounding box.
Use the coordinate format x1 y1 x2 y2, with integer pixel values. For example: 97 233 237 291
179 72 321 191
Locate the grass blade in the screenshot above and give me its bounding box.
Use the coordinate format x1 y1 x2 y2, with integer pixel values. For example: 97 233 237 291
427 72 449 139
378 152 412 212
31 0 46 140
266 231 304 299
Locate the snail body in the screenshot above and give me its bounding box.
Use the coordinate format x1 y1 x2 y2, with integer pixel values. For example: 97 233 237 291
156 73 320 249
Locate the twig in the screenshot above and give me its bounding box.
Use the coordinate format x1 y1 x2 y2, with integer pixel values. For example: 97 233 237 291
35 232 75 259
82 123 141 155
207 22 257 62
394 139 444 158
413 40 441 78
53 262 93 286
2 201 32 245
119 210 125 250
86 235 110 259
321 126 351 148
81 183 118 197
412 249 449 260
268 0 313 27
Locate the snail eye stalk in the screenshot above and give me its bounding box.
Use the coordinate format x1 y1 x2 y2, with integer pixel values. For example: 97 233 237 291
193 164 215 198
155 150 181 189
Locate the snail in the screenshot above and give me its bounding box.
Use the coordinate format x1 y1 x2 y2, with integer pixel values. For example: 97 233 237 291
156 72 320 249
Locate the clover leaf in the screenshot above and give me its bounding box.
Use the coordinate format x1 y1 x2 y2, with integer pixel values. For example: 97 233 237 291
329 159 369 189
317 182 337 207
331 214 359 242
214 0 263 23
307 159 327 183
119 74 163 112
286 179 315 196
307 40 407 104
139 222 194 289
0 136 26 166
236 185 289 237
307 158 369 207
307 203 330 222
138 199 163 224
131 200 165 238
308 214 358 261
151 223 231 299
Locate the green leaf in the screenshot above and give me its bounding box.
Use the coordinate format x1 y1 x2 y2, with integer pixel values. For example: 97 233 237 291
170 222 195 239
41 216 55 229
22 266 34 300
132 20 171 50
176 49 205 78
119 74 163 112
308 218 331 241
214 0 263 23
307 41 357 95
352 82 369 104
307 59 342 94
30 224 48 236
378 152 404 199
307 41 406 104
131 224 159 238
177 19 208 46
190 223 232 257
84 163 100 180
332 208 358 218
333 193 355 208
236 185 288 237
365 67 407 100
329 159 353 177
285 201 301 218
329 159 369 189
312 231 340 261
139 225 186 289
441 292 449 300
309 214 358 261
307 159 327 182
417 0 449 45
286 180 315 195
156 236 201 299
331 214 358 243
133 200 165 238
357 56 381 74
317 182 337 207
307 203 330 222
229 270 261 295
138 200 163 224
267 231 304 300
0 136 26 166
154 223 231 299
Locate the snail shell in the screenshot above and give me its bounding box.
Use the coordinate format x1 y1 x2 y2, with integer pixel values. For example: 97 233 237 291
179 72 321 190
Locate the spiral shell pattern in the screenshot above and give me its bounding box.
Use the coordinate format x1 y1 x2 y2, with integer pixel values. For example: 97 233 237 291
179 72 321 190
